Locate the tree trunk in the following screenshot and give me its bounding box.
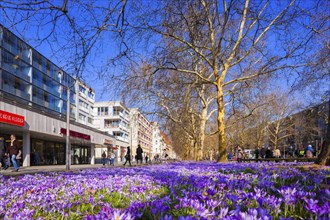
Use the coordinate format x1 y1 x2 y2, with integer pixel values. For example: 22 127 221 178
216 85 227 162
198 107 207 160
193 140 198 161
315 100 330 165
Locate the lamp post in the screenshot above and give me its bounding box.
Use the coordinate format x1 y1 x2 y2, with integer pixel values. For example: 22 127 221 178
66 86 70 170
59 70 71 170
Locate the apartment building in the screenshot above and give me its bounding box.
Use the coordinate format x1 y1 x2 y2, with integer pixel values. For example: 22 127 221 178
0 25 116 166
75 78 95 127
160 131 175 159
151 122 162 158
93 101 130 161
130 108 153 158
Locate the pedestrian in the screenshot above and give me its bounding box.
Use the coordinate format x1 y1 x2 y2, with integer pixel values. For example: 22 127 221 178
274 148 281 158
110 150 116 166
101 151 106 166
136 145 143 164
255 147 260 161
306 145 314 158
6 134 21 172
261 146 266 159
145 154 148 164
123 146 132 166
265 147 273 158
227 152 233 161
0 139 9 170
107 152 111 166
288 146 294 158
236 145 243 163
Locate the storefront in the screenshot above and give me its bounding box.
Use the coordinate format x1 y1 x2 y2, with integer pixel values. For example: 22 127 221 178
71 145 90 164
0 110 25 165
61 128 92 165
31 139 65 165
1 102 115 167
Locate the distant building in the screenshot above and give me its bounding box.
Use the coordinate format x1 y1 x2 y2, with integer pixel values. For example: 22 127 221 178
160 131 175 159
93 101 130 162
75 78 95 127
151 122 162 158
130 108 153 158
267 101 329 155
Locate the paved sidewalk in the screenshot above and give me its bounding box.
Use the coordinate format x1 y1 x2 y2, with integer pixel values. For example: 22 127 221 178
0 162 150 176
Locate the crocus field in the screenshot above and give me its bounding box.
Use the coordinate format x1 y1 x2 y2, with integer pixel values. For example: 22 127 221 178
0 162 329 219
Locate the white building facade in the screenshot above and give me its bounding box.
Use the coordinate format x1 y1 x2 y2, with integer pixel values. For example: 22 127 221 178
151 122 162 159
75 78 95 127
93 101 130 162
130 108 153 159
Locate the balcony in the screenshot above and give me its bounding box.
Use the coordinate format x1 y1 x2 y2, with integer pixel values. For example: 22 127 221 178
115 136 128 142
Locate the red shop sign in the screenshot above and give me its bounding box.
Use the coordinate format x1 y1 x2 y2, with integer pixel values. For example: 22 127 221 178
0 110 24 127
60 128 91 141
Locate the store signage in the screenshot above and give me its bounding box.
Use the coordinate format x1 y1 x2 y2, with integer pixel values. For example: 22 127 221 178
104 139 113 145
60 128 91 140
0 110 24 127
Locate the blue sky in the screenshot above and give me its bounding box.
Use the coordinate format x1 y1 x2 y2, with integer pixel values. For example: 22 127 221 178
0 0 328 109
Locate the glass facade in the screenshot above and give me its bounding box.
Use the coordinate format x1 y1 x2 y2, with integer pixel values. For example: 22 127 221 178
72 145 91 164
31 139 65 165
0 25 76 118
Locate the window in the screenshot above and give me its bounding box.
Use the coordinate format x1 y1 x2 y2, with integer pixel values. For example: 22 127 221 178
98 107 109 116
79 99 89 110
79 85 86 94
113 131 122 137
79 113 86 122
104 119 120 128
87 90 94 99
88 117 93 124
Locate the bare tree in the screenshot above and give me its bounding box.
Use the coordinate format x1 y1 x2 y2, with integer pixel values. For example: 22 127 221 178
123 59 217 160
0 0 127 79
289 0 330 165
124 0 323 161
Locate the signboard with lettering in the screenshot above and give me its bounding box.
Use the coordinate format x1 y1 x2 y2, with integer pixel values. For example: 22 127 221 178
104 139 113 145
0 110 24 127
60 128 91 141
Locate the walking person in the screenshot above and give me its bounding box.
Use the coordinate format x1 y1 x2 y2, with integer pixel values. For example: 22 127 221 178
265 147 273 158
6 134 21 172
136 145 143 164
145 154 149 164
0 139 9 170
255 146 260 162
107 152 111 166
236 145 243 163
101 151 107 167
123 146 132 166
261 146 266 159
110 150 116 166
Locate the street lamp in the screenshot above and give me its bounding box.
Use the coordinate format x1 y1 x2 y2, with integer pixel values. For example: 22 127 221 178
65 86 70 170
59 70 71 170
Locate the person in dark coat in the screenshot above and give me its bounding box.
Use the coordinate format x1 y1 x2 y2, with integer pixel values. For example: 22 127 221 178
261 147 266 158
136 145 143 164
255 147 260 161
265 147 273 158
101 151 107 166
6 134 21 172
123 146 132 166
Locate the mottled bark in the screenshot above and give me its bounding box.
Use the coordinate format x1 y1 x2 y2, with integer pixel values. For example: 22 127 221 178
315 100 330 165
217 84 227 162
